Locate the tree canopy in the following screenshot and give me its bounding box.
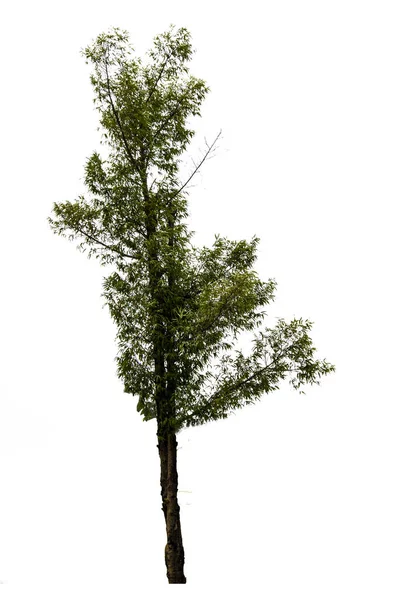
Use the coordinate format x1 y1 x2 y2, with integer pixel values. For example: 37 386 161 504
49 26 335 435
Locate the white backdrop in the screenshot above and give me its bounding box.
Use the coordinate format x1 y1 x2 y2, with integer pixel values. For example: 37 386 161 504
0 0 413 598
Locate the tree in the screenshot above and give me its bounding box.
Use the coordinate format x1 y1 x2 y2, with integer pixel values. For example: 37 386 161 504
48 26 335 584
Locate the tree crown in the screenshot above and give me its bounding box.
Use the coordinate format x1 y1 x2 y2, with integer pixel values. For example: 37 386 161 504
49 26 335 433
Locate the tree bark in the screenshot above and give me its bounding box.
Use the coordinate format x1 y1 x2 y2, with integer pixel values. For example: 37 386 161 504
157 432 186 583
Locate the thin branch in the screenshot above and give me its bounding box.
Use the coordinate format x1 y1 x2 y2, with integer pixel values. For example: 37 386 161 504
178 360 276 427
146 97 186 148
149 176 160 193
169 130 222 201
208 359 278 404
180 343 296 426
104 58 140 171
77 227 140 260
141 96 189 172
146 51 173 103
196 285 240 336
109 194 148 239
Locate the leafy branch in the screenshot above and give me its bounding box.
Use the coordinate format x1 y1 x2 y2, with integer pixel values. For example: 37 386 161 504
103 57 140 170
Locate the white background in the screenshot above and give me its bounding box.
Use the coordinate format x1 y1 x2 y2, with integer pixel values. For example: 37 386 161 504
0 0 413 598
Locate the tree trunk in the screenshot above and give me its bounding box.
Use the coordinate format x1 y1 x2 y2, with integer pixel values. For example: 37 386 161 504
157 432 186 583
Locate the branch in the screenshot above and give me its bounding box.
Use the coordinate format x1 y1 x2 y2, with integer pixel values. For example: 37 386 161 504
149 175 161 193
209 359 278 405
104 189 148 239
146 50 173 103
77 228 140 260
104 58 140 171
195 285 241 336
146 97 186 149
169 130 222 201
211 337 303 403
142 95 193 170
181 360 275 427
180 341 294 426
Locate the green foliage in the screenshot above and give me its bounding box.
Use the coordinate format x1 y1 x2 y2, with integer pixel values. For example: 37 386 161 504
49 26 335 434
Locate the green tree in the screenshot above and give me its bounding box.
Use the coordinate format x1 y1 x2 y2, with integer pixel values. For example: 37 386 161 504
48 26 335 584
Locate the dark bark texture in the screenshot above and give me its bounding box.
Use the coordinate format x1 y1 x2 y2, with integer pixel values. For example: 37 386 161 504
158 433 186 583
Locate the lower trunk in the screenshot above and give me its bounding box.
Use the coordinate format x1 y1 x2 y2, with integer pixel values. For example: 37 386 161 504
158 432 186 583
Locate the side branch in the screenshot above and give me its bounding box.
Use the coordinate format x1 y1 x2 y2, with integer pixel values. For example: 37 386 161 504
143 98 187 160
170 130 222 201
104 59 140 170
77 228 140 260
205 358 279 409
146 50 173 103
179 342 294 426
195 285 242 337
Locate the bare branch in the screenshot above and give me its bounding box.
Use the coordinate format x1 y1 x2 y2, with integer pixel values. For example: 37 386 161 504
169 130 222 201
